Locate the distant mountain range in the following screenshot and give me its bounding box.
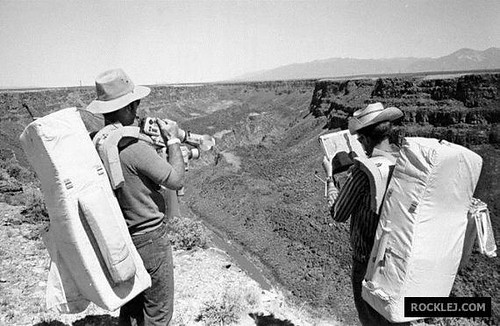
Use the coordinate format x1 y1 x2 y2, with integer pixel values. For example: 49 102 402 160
232 47 500 81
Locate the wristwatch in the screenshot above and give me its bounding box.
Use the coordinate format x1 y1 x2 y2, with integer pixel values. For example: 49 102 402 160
167 138 181 146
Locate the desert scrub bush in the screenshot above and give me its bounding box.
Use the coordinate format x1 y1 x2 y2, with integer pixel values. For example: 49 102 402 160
34 321 69 326
197 286 259 325
19 185 49 224
0 157 37 206
0 167 10 181
0 157 35 183
168 215 209 250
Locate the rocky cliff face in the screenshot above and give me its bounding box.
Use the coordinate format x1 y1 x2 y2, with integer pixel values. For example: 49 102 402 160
310 73 500 146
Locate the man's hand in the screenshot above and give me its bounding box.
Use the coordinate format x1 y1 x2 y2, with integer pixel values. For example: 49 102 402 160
322 156 333 178
327 182 339 207
157 118 180 141
156 118 185 190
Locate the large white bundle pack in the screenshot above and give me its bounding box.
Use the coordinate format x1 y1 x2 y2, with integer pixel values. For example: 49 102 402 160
362 137 483 322
20 107 151 313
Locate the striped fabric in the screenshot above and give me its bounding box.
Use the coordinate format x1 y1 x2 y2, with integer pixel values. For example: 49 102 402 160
330 167 380 262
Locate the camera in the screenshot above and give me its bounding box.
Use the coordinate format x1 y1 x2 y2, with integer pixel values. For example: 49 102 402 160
139 116 215 167
140 117 215 152
140 117 216 196
331 151 358 174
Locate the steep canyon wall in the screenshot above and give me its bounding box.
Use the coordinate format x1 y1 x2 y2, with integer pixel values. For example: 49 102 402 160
310 73 500 146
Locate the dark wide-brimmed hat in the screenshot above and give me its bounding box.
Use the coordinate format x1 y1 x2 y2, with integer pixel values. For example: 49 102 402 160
86 68 150 114
348 102 403 134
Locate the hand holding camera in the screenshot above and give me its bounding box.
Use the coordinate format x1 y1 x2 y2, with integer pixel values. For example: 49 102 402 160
141 117 215 151
321 151 357 199
156 118 181 143
140 116 216 197
326 151 358 176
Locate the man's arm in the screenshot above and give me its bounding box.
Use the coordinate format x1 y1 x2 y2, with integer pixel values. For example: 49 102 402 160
157 119 185 190
328 168 366 223
163 140 185 190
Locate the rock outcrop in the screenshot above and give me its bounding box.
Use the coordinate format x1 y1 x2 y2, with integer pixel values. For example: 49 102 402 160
310 73 500 147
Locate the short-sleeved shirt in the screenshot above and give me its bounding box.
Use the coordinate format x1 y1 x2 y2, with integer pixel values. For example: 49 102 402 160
115 140 172 235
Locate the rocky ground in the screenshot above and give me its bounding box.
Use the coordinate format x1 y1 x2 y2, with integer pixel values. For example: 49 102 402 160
0 202 338 326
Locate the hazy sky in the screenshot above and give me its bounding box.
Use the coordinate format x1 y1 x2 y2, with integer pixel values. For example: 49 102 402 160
1 0 499 88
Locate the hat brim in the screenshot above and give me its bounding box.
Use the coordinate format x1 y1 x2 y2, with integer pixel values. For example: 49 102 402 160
86 85 151 114
348 107 403 134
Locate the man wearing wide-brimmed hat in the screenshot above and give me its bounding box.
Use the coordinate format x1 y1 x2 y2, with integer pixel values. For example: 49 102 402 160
88 68 185 326
323 103 407 326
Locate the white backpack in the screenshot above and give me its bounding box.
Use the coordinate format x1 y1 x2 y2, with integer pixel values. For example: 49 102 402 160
360 137 483 323
20 108 151 313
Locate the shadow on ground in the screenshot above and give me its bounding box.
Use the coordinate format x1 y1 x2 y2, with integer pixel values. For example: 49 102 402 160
34 315 118 326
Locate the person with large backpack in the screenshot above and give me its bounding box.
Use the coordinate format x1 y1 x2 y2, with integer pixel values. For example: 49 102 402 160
323 103 408 326
87 68 185 326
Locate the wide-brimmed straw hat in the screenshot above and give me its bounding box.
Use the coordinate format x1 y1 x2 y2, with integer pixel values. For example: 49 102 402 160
86 68 151 114
348 102 403 134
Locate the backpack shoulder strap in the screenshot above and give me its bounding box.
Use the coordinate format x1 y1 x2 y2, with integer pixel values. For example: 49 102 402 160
93 124 157 189
354 155 394 214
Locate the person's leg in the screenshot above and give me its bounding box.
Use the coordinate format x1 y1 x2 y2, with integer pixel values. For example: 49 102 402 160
119 293 144 326
132 224 174 326
351 258 412 326
142 234 174 326
352 258 375 326
352 258 395 326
